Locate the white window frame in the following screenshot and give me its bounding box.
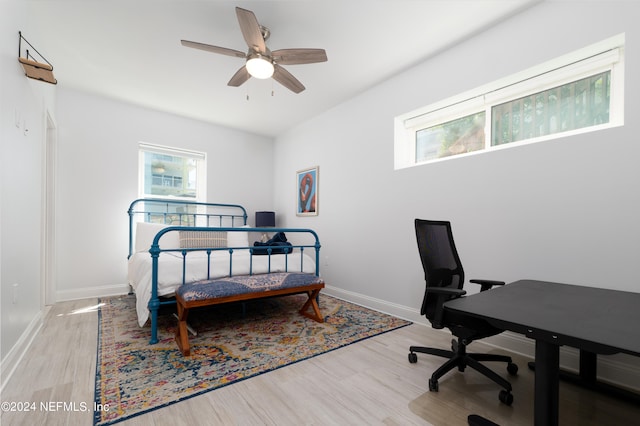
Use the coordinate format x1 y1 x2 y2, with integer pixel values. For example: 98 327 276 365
394 34 625 170
138 142 207 201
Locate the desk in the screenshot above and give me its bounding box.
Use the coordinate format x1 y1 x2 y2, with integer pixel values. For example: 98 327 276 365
444 280 640 426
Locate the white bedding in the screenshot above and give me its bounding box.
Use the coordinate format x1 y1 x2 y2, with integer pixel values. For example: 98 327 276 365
128 249 317 326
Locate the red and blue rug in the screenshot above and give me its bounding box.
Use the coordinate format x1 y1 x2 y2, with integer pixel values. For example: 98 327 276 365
94 293 411 425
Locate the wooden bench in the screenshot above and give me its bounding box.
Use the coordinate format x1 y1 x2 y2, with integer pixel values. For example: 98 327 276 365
174 272 325 356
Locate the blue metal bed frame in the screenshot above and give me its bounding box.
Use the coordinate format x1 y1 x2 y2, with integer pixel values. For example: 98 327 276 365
128 198 249 259
127 198 321 344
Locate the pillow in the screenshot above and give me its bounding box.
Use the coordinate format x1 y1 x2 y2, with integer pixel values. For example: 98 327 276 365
226 225 249 248
135 222 181 252
179 230 227 249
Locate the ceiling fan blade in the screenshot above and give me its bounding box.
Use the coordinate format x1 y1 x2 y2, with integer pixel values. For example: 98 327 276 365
181 40 246 58
272 48 328 65
235 7 266 54
272 65 305 93
227 66 251 87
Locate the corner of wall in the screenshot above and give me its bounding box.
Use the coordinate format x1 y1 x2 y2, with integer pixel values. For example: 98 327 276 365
0 310 44 393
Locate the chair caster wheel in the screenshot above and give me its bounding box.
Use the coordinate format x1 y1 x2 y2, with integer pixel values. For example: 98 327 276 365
428 378 439 392
507 362 518 376
499 390 513 406
408 352 418 363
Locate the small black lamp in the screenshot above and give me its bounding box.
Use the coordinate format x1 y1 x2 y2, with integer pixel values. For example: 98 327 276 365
255 211 275 242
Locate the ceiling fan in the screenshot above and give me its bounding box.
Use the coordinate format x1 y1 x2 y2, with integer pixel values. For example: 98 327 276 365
181 7 328 94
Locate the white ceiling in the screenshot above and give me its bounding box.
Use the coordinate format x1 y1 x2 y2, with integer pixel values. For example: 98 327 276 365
26 1 539 137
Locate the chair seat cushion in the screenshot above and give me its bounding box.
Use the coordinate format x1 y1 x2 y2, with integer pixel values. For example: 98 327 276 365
176 272 324 302
447 310 504 342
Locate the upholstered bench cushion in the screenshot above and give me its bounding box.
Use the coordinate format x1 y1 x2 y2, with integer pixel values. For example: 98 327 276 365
176 272 324 302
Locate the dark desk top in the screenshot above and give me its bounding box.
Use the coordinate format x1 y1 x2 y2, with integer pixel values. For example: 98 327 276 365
445 280 640 357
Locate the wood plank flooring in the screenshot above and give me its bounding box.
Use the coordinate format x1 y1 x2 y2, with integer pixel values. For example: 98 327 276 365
1 297 639 425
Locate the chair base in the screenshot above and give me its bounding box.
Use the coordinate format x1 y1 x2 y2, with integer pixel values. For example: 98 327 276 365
468 414 500 426
409 338 517 405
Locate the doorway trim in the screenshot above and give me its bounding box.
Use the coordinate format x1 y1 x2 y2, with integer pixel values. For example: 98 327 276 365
41 110 57 307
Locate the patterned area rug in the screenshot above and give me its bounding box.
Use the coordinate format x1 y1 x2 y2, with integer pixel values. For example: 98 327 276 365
94 293 411 425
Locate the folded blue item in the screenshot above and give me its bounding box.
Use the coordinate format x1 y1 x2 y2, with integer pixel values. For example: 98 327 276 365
253 232 293 254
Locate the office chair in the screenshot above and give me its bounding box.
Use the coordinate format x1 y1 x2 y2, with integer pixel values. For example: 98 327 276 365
408 219 518 405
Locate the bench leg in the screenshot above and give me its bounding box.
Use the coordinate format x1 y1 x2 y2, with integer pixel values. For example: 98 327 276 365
172 313 198 336
175 301 191 356
300 289 324 323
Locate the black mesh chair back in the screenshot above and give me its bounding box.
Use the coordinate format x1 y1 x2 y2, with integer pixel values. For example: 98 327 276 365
415 219 464 326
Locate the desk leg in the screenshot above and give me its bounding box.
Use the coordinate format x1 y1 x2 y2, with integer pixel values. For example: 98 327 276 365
534 340 560 426
578 350 597 381
565 350 640 404
529 350 640 404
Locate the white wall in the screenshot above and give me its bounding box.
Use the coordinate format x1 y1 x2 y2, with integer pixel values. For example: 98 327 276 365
1 0 56 379
54 88 274 300
273 1 640 387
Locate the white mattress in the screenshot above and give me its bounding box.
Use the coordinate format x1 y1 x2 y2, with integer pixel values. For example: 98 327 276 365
128 250 317 326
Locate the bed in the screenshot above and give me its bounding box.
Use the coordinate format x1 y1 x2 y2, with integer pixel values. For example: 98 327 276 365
127 198 321 344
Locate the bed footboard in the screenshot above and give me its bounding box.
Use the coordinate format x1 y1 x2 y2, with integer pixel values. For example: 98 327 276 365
147 226 321 344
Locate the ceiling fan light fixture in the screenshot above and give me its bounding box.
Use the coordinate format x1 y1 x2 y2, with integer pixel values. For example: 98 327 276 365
246 54 274 79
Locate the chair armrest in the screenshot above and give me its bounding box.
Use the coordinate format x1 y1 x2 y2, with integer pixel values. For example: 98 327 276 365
429 287 467 297
469 279 506 292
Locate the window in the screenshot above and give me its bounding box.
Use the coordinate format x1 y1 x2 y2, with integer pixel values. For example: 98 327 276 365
416 112 486 162
139 143 206 201
395 34 625 169
491 71 611 145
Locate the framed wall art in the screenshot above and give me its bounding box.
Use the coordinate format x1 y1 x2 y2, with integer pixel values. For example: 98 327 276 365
296 166 318 216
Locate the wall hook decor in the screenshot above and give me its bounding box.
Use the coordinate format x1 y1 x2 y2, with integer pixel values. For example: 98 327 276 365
18 31 57 85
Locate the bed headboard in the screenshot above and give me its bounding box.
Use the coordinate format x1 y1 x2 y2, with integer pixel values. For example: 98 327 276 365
127 198 248 257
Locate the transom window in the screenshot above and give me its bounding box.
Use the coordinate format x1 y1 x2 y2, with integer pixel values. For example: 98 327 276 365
416 112 486 162
492 71 611 146
394 34 625 169
138 143 206 201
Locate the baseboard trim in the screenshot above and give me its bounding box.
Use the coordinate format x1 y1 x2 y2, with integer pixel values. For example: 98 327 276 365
324 285 427 325
56 283 130 302
0 310 44 393
323 285 640 393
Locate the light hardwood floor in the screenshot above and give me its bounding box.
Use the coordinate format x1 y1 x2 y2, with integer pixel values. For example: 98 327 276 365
2 298 640 425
